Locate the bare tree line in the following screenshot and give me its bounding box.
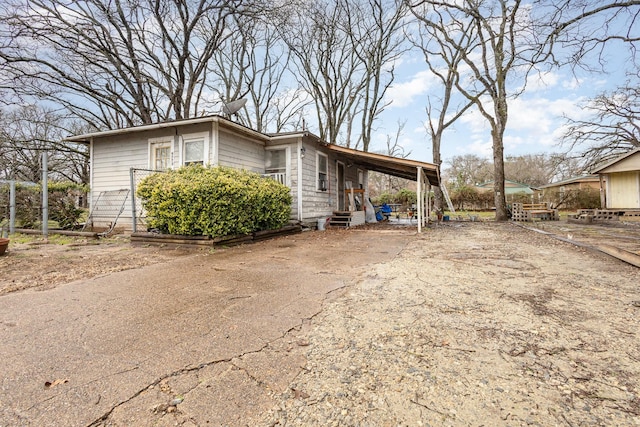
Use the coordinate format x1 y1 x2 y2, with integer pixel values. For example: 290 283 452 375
407 0 640 218
1 0 639 220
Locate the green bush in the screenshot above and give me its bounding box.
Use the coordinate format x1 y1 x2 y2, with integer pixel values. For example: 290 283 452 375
450 185 479 210
371 189 417 209
48 182 88 229
373 192 394 205
137 165 292 237
0 181 87 229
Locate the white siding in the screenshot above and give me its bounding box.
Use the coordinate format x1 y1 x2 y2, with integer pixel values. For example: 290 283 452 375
601 152 640 174
87 121 373 231
608 172 640 209
218 129 264 173
297 144 366 221
297 144 333 220
90 132 150 230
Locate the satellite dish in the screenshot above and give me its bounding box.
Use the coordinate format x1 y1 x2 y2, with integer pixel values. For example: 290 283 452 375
222 98 247 116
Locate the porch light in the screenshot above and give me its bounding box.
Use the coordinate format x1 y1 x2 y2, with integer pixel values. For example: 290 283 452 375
300 147 306 158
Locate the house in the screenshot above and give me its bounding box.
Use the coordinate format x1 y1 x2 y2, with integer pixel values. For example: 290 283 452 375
475 180 536 202
591 148 640 210
66 115 440 233
538 174 600 194
538 174 601 208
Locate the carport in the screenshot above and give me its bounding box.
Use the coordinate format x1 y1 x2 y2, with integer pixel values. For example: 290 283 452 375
325 144 440 232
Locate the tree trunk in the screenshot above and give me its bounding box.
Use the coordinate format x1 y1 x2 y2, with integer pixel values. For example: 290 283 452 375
492 128 508 221
432 133 444 214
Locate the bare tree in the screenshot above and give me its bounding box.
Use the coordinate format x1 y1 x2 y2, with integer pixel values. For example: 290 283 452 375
277 0 406 149
408 6 481 213
347 0 408 151
504 154 564 187
408 0 545 220
0 0 248 129
446 153 586 190
534 1 640 168
563 83 640 168
0 106 88 184
367 120 412 196
444 154 492 187
537 0 640 70
210 15 311 133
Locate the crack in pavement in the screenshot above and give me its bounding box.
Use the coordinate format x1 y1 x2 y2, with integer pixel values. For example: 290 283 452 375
85 283 347 427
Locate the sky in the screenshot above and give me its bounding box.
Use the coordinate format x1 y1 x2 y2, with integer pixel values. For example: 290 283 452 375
367 41 631 169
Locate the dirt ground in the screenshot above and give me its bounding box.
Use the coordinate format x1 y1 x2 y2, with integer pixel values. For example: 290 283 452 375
1 219 639 297
1 219 639 426
260 220 640 426
0 235 195 296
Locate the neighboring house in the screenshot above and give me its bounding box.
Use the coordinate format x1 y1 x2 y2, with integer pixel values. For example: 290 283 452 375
475 180 536 201
591 148 640 209
539 174 600 194
66 115 440 232
538 174 601 207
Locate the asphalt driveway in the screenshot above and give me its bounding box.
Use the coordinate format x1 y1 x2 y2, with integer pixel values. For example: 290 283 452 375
0 229 414 426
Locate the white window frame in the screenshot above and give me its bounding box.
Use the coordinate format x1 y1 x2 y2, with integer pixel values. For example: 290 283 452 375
181 132 209 166
264 146 291 187
317 152 328 191
148 137 173 171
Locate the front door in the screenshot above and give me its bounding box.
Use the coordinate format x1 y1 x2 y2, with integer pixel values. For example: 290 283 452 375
337 161 345 211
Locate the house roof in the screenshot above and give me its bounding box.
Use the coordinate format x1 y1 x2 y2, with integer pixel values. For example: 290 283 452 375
591 148 640 174
66 115 440 186
65 115 269 144
538 174 600 189
475 180 535 194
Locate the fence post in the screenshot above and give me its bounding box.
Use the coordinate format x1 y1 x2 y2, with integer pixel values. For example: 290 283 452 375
130 168 137 233
42 152 48 238
9 180 16 234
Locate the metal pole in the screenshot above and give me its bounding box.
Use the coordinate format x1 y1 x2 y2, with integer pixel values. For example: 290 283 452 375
9 180 16 234
130 168 137 233
42 152 48 238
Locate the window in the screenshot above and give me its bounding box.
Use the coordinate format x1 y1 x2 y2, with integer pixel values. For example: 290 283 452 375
265 149 287 185
184 137 204 166
150 140 172 171
266 149 286 174
317 152 328 191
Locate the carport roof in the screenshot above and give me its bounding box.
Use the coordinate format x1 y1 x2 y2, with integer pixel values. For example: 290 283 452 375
325 144 440 186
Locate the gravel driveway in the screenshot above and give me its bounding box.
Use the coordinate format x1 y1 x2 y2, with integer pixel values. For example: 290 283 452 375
261 222 640 426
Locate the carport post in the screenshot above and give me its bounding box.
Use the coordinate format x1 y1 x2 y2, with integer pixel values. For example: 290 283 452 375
417 166 422 233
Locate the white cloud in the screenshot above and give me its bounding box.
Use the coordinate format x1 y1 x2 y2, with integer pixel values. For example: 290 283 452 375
507 96 586 139
459 107 490 135
458 137 493 159
524 70 561 92
385 70 436 108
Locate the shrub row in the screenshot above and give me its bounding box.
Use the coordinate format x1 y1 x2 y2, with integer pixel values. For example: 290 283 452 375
136 165 292 237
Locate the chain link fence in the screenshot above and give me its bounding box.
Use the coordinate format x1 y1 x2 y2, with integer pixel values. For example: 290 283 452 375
130 168 166 233
1 180 42 235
